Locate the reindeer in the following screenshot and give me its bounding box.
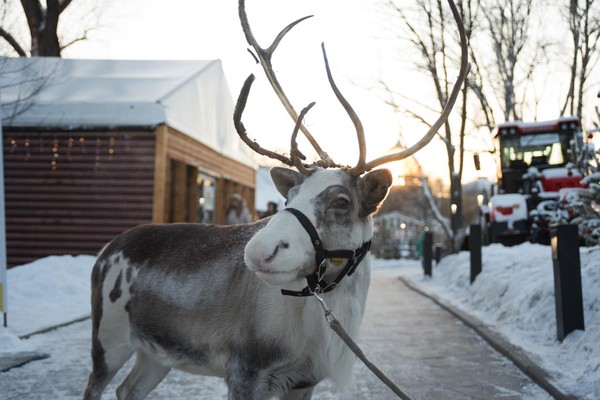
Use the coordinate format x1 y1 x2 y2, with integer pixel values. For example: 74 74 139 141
83 1 468 399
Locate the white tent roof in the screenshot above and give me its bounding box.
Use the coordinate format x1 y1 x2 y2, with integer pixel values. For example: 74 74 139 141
0 57 255 166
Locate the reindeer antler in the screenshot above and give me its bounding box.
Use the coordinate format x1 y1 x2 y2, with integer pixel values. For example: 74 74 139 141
320 43 367 173
291 102 317 175
233 74 295 167
349 0 470 176
237 0 336 170
234 0 469 178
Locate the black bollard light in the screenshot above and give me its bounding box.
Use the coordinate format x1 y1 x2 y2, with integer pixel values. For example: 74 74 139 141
434 244 442 264
423 231 433 277
551 224 585 341
469 224 482 284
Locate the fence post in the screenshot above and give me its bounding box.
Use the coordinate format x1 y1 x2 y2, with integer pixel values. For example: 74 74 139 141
470 224 482 284
423 231 433 277
551 224 585 341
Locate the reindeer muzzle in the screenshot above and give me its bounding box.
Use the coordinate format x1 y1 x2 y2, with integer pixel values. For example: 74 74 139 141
280 208 371 297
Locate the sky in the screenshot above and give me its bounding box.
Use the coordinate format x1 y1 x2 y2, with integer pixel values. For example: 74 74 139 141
4 0 595 183
51 0 498 183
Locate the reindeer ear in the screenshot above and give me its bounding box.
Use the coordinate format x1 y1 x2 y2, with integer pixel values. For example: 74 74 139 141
359 169 393 217
270 167 305 199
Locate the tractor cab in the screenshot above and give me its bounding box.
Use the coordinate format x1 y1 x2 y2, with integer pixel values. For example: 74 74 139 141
487 116 585 245
495 116 584 194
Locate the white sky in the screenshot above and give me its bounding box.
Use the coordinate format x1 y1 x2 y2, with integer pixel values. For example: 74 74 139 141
53 0 597 183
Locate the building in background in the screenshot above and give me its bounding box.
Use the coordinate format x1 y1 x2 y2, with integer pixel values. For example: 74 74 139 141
373 210 444 259
1 58 256 267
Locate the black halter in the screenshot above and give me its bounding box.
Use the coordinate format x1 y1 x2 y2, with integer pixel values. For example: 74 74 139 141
280 208 372 297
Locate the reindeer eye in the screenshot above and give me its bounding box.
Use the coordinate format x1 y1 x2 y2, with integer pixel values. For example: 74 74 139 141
331 195 350 210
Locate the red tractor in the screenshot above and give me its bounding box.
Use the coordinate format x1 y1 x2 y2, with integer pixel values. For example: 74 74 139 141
484 116 587 245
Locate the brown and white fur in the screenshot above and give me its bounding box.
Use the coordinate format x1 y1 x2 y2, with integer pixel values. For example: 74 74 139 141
83 167 392 400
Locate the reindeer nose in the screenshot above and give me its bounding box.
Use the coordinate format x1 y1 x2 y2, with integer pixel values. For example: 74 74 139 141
264 241 289 262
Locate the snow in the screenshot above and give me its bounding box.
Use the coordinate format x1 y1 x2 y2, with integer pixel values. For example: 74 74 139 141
6 255 96 337
419 175 452 239
1 244 599 399
496 116 580 131
541 167 582 178
582 171 600 184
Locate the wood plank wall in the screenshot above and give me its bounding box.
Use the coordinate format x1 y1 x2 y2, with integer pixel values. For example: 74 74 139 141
3 130 155 268
164 127 256 224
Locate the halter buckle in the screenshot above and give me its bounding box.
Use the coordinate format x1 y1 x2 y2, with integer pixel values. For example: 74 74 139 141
316 258 327 281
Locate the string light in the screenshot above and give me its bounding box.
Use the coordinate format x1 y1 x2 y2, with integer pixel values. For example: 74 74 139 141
108 136 116 160
51 137 59 171
67 137 74 161
9 133 124 169
24 138 31 161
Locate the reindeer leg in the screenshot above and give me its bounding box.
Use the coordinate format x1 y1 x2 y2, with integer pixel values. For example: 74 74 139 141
116 351 170 400
83 342 133 400
225 361 264 400
281 385 315 400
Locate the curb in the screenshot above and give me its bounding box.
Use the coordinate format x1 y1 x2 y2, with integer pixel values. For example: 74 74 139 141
0 351 50 373
19 315 91 340
0 316 90 373
398 277 577 400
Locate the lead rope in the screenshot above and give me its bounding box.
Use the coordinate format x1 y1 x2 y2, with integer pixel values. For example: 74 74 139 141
311 290 414 400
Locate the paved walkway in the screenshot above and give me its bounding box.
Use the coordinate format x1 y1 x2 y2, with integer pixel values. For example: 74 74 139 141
337 276 552 400
0 275 552 399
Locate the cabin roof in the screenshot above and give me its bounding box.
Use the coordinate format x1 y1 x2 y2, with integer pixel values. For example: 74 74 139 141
0 57 255 166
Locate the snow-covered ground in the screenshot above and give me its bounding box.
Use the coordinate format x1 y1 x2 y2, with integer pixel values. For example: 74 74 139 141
1 243 598 399
1 255 96 338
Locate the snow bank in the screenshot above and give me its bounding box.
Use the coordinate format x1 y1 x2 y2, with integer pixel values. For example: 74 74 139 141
1 255 96 342
405 243 600 400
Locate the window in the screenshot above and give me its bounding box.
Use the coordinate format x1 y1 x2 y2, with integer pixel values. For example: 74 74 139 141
500 133 569 169
197 173 216 223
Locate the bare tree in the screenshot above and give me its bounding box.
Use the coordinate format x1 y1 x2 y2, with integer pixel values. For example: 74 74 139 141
467 48 497 131
479 0 547 122
0 0 103 57
381 0 476 252
378 85 456 247
560 0 600 118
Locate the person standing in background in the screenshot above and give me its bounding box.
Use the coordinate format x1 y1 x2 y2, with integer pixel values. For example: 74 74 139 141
261 201 278 219
225 193 252 224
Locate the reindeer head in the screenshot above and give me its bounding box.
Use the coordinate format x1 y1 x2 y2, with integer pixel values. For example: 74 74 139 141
245 167 392 286
237 0 468 288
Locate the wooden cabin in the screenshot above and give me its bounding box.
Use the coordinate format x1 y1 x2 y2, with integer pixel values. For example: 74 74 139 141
1 58 256 267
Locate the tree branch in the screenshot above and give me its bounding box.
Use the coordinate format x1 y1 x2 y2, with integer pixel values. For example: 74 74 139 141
60 29 89 50
58 0 73 14
0 27 27 56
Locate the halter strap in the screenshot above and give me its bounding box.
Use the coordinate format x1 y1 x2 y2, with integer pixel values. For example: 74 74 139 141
280 208 371 297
